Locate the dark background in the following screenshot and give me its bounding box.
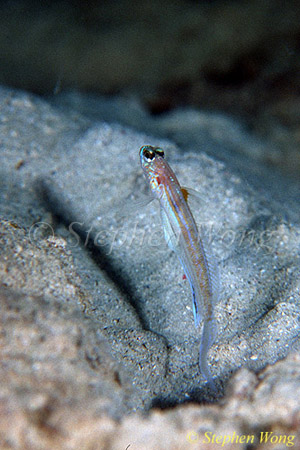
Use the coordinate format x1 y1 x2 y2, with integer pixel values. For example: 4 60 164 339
1 0 299 175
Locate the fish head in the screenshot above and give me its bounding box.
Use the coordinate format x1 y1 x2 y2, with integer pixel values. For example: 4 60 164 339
140 145 166 197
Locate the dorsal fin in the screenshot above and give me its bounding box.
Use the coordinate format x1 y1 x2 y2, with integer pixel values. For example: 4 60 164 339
181 186 207 204
181 187 189 202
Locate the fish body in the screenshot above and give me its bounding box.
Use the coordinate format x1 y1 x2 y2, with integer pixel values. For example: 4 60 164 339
140 145 219 391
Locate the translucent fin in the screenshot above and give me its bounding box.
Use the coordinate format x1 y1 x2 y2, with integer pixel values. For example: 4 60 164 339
160 207 180 253
93 192 154 224
199 318 217 393
121 194 154 216
181 186 208 207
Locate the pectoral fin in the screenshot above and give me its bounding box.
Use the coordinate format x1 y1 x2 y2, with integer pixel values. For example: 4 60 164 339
160 207 180 253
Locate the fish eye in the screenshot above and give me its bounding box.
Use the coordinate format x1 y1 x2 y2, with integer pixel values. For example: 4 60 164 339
154 148 165 158
141 145 156 161
143 148 155 161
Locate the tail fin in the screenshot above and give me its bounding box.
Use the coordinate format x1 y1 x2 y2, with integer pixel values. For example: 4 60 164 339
199 318 217 393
